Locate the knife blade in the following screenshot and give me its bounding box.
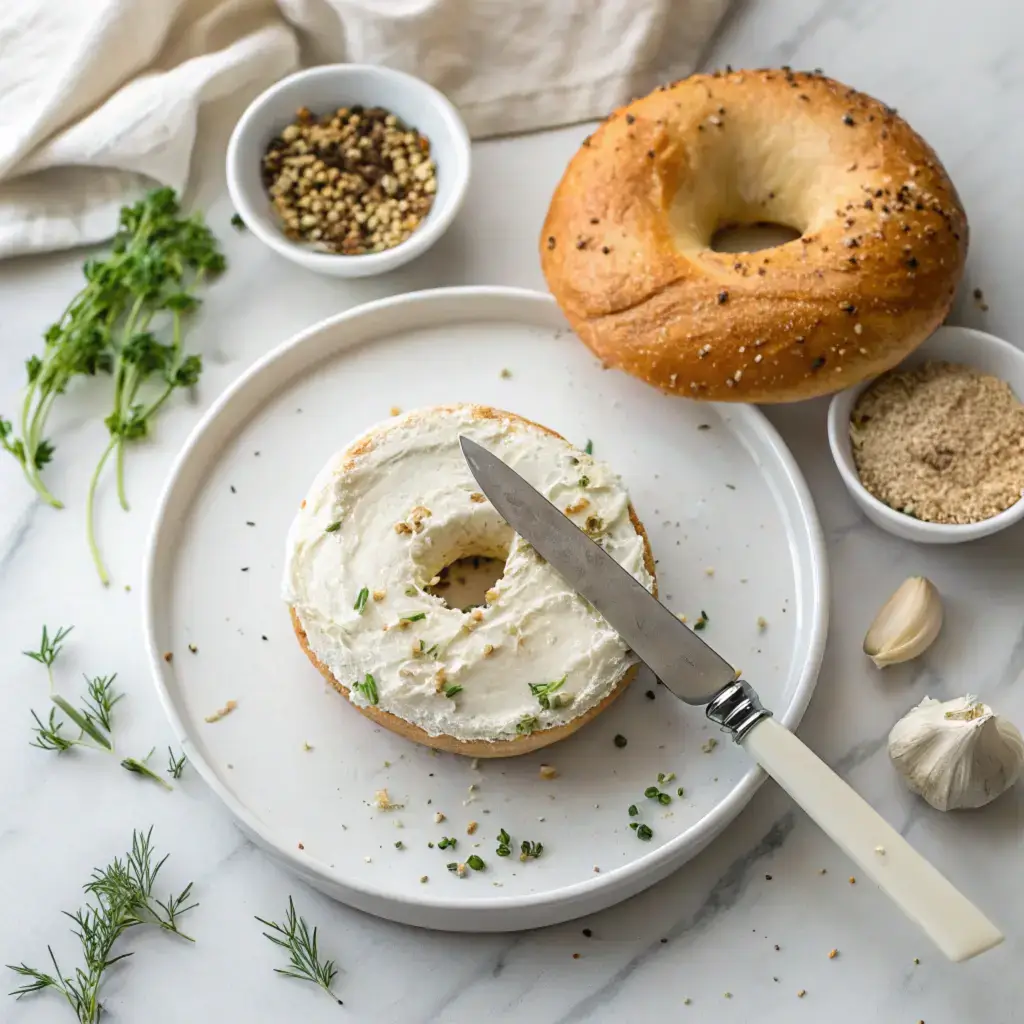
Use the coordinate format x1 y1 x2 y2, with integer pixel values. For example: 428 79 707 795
459 435 733 705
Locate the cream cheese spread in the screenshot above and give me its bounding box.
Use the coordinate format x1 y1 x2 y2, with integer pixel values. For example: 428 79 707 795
283 405 654 742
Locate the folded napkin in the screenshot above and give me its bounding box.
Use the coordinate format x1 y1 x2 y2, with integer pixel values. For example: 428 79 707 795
0 0 730 257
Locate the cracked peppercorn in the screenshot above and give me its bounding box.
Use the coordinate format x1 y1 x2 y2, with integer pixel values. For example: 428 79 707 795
261 105 436 255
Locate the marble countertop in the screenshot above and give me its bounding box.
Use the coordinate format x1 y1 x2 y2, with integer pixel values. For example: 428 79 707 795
2 0 1022 1020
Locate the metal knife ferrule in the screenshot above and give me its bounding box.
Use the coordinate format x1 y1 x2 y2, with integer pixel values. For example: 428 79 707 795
706 680 772 741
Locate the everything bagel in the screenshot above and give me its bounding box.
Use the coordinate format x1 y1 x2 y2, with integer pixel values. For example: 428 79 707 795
541 68 968 403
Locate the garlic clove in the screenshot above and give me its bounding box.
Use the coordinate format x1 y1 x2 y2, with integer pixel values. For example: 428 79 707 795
863 576 942 668
888 695 1024 811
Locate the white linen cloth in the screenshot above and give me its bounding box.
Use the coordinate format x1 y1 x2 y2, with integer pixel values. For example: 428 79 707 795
0 0 730 257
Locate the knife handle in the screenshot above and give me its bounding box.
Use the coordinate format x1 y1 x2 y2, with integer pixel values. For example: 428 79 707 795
742 716 1003 963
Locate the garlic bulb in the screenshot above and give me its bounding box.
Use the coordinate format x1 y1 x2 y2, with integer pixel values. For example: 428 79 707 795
863 576 943 668
888 696 1024 811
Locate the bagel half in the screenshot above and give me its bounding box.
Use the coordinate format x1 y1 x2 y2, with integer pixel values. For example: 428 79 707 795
287 405 657 758
541 68 968 403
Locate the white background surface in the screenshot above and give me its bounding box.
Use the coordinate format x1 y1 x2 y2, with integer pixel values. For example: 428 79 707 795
1 0 1022 1021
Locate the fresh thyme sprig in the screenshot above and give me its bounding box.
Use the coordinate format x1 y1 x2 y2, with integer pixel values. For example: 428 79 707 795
23 624 73 689
255 897 341 1004
166 747 186 779
7 828 195 1023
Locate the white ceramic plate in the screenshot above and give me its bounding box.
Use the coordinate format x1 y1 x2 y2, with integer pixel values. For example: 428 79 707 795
143 287 828 931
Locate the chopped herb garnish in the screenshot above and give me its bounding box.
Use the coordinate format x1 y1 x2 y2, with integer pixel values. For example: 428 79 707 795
425 643 439 657
230 212 246 230
584 440 593 455
528 675 566 710
446 862 459 873
466 855 485 871
519 840 543 861
400 612 426 623
658 792 672 805
353 587 369 613
644 787 659 799
580 476 590 487
516 715 539 735
614 734 627 748
693 610 709 631
324 521 341 533
628 804 638 816
437 837 457 850
629 822 639 831
496 829 512 857
394 840 404 850
443 685 463 699
677 787 684 797
352 673 378 705
636 824 653 841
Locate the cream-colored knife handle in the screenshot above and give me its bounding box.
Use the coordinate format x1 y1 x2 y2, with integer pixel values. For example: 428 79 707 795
742 716 1003 962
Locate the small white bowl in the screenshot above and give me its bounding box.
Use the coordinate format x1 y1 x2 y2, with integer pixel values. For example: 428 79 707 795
226 65 471 278
827 325 1024 544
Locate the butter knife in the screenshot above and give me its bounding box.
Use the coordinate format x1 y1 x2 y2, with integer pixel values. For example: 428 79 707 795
460 435 1002 962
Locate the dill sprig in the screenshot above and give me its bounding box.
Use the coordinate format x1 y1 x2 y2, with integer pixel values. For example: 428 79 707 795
166 747 186 779
120 748 172 791
29 672 173 791
29 709 74 752
49 695 112 751
82 675 122 733
7 828 196 1023
23 624 73 689
255 897 341 1004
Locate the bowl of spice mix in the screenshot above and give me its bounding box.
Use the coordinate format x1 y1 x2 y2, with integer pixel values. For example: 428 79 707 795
828 326 1024 543
226 64 471 277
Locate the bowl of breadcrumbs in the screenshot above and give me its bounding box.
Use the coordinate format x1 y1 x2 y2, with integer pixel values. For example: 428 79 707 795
227 65 470 277
828 325 1024 543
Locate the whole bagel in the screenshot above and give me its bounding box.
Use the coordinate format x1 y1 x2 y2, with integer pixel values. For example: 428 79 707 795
541 68 968 403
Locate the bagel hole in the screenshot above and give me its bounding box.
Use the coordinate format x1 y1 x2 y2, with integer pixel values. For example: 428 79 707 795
427 552 508 612
711 222 802 253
